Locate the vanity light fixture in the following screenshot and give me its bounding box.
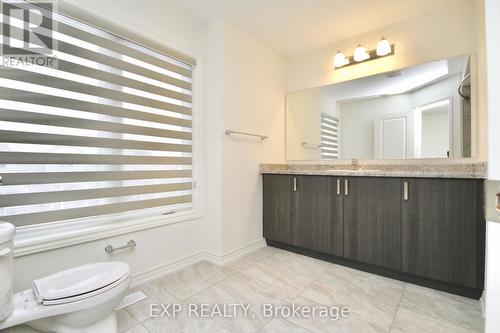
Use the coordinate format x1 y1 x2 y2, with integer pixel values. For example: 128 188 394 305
334 37 395 69
353 44 369 62
334 51 349 68
376 37 392 56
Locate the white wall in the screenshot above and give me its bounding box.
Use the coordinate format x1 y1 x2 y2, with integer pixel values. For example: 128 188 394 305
485 2 500 181
286 0 487 160
484 0 500 332
338 95 413 159
205 19 286 254
286 87 335 160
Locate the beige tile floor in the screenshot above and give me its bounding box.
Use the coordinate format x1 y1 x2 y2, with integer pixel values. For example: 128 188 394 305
1 246 484 333
119 247 484 333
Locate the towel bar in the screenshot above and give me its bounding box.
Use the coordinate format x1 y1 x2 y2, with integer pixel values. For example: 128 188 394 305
225 129 267 140
105 240 136 254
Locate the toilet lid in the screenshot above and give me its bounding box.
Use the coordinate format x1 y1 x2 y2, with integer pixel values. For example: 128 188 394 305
0 222 15 245
32 262 130 304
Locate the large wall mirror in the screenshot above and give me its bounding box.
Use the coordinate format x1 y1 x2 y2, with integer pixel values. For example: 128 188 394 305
286 55 474 161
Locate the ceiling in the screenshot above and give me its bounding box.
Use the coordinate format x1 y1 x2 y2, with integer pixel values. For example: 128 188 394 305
171 0 459 57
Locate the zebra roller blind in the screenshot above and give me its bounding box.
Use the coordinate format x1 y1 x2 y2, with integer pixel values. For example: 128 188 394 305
0 1 195 227
320 114 339 160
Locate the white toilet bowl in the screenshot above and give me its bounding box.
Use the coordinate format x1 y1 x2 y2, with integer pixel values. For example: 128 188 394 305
0 229 130 333
0 261 130 333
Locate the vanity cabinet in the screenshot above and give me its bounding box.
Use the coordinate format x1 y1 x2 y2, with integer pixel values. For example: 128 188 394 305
343 177 402 270
262 174 297 245
262 175 344 255
262 173 485 298
402 178 485 288
295 176 343 256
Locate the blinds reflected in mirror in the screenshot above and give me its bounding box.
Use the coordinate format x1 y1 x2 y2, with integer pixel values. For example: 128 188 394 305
320 114 339 160
0 1 195 227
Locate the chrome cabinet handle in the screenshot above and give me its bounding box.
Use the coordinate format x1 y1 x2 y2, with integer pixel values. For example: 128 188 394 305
293 177 297 192
344 179 349 196
337 179 341 195
403 181 409 201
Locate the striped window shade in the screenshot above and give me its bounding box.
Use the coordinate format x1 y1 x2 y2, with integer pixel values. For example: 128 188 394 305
0 1 195 227
320 114 340 160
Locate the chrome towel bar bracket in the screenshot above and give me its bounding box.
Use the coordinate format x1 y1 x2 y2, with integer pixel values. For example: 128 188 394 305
225 129 267 140
105 240 136 254
301 142 322 149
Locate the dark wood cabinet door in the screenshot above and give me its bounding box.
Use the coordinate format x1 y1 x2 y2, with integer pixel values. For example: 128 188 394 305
402 178 485 288
295 176 343 256
343 177 402 270
263 174 298 244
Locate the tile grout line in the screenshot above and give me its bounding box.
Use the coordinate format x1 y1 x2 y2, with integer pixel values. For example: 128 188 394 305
182 251 273 303
178 266 231 301
197 252 283 332
295 264 329 301
125 263 226 324
128 251 339 332
387 283 407 333
134 263 241 333
245 253 325 301
261 317 317 333
124 284 180 323
139 322 151 333
277 258 340 332
282 270 329 332
261 253 322 333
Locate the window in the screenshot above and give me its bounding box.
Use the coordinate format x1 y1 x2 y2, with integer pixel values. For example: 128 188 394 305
320 113 339 159
0 1 196 230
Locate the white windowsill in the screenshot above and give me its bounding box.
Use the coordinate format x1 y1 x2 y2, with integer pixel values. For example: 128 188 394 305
13 210 202 258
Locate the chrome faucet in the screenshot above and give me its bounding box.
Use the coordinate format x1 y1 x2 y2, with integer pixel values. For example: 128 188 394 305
351 158 359 170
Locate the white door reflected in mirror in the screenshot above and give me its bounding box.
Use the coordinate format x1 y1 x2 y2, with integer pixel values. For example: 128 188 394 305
374 113 408 159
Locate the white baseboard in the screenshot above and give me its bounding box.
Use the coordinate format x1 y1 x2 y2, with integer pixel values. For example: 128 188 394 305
130 238 267 287
130 251 206 287
205 238 267 265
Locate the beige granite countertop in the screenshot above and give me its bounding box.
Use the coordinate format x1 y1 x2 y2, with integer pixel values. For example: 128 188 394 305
260 162 487 179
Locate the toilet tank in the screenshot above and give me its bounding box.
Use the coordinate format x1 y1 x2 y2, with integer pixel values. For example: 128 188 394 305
0 223 15 321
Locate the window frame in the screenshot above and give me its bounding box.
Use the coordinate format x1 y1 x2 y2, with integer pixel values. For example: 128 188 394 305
11 1 202 257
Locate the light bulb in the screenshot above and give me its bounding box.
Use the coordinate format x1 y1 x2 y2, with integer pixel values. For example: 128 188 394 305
353 44 369 62
376 37 392 56
334 51 346 68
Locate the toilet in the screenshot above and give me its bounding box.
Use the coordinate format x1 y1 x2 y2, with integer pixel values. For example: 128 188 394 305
0 223 131 333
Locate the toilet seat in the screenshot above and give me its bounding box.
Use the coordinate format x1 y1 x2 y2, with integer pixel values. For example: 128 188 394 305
33 262 130 305
0 262 131 331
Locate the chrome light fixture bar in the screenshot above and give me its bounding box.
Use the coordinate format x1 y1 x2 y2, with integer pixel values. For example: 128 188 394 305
334 37 395 69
